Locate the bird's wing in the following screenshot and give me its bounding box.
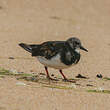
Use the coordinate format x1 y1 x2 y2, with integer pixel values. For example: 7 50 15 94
19 43 40 53
32 41 65 59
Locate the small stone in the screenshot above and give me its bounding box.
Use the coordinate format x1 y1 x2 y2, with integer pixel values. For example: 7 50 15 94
8 57 15 59
39 73 45 75
18 72 24 74
98 87 104 92
9 69 18 74
76 74 87 79
86 84 93 86
16 82 26 86
51 74 54 76
96 74 103 78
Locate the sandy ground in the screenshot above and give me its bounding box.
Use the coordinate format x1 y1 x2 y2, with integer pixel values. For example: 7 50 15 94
0 0 110 110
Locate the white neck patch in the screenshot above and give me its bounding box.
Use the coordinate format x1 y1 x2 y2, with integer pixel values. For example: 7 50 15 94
75 48 80 53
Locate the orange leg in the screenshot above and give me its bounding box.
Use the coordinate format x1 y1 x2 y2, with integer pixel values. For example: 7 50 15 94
45 66 58 81
59 69 76 83
59 70 67 80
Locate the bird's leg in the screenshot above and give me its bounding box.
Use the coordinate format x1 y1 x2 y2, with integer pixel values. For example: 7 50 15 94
45 66 50 78
59 70 76 83
59 70 67 80
45 66 58 81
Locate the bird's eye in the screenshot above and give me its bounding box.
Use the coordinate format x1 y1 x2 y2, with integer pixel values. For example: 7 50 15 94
75 42 79 45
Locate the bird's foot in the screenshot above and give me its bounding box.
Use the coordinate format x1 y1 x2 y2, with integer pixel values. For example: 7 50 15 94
63 78 76 83
47 76 59 81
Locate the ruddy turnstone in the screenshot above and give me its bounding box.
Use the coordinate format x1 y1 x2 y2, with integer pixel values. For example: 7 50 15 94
19 37 88 82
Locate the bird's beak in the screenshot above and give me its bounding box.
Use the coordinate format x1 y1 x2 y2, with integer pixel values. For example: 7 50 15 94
80 46 88 52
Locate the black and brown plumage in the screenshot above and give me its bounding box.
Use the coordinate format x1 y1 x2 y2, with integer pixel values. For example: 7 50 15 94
19 37 88 82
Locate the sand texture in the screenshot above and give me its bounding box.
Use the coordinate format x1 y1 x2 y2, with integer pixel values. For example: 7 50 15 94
0 0 110 110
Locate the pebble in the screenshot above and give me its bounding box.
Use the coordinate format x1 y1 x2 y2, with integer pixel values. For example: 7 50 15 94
76 74 87 79
9 69 19 74
98 87 104 91
96 74 103 78
8 57 15 59
16 82 26 86
86 84 93 86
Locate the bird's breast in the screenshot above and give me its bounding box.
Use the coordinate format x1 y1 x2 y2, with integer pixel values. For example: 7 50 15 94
37 54 70 69
60 50 80 66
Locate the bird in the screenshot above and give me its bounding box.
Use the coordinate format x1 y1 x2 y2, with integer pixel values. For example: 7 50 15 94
19 37 88 82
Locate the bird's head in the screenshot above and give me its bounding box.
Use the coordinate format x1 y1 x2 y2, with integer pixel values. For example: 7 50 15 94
66 37 88 52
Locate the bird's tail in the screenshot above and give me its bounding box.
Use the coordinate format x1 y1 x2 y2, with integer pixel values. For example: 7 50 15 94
19 43 33 53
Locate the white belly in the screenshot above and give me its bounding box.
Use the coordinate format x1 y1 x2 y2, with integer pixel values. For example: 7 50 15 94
37 54 70 69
